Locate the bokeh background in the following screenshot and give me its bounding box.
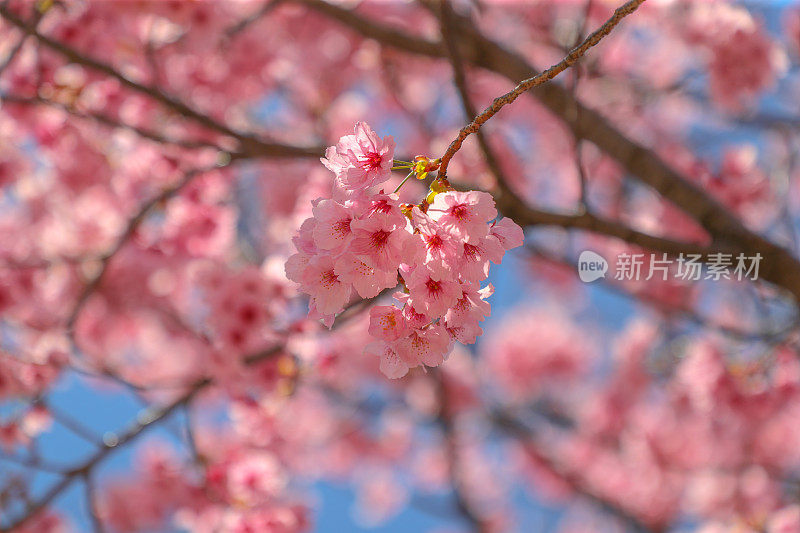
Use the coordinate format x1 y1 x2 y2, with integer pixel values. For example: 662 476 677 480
3 1 800 532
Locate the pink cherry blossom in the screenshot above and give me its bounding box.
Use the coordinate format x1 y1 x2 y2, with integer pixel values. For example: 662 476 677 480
491 217 525 250
226 453 287 505
311 199 355 251
321 122 395 191
411 207 461 274
366 341 409 380
349 216 411 272
368 305 408 342
427 190 498 242
456 234 505 283
395 323 452 369
334 255 397 298
404 265 462 318
300 256 351 316
444 282 493 332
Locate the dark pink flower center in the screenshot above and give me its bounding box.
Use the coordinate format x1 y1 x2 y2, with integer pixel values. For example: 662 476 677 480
425 234 443 251
463 243 480 260
450 204 469 220
369 199 393 215
359 151 383 172
321 270 339 287
425 279 442 294
239 305 258 324
370 230 390 248
333 218 351 235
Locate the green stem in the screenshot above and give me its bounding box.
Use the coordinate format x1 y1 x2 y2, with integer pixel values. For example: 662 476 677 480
393 171 414 194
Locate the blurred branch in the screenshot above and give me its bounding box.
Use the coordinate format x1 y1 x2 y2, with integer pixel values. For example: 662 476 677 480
435 0 645 182
506 201 714 257
492 410 661 533
568 0 593 211
432 370 490 533
225 0 283 38
83 473 105 533
524 241 798 344
438 0 513 206
0 6 44 76
38 399 102 447
65 163 227 338
0 93 223 151
0 451 67 475
0 4 323 160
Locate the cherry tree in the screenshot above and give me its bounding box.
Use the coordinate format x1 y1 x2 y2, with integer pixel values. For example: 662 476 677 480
1 0 800 531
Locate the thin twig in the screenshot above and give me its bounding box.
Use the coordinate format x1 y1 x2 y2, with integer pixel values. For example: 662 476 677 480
492 410 659 533
83 473 105 533
569 0 594 212
1 93 224 151
39 400 102 447
65 163 226 337
436 0 645 181
439 0 513 204
225 0 282 38
432 370 488 533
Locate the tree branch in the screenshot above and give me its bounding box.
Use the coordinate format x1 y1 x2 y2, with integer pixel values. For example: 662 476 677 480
436 0 645 182
0 4 323 160
1 377 207 531
433 370 490 533
0 93 224 151
492 410 661 533
65 163 227 338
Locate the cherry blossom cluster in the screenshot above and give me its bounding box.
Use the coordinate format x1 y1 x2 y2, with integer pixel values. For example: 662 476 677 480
286 122 523 378
682 3 785 109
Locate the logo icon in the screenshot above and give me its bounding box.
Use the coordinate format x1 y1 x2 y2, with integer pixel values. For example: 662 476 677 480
578 250 608 282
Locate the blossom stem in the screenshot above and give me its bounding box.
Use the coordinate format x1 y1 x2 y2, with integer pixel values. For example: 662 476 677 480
393 171 415 193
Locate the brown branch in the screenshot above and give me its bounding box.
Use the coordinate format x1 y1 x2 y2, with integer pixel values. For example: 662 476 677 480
508 203 713 258
492 410 660 533
438 1 509 199
38 399 102 446
568 0 594 211
0 93 224 151
225 0 283 38
524 241 797 344
0 4 323 160
0 4 45 76
65 163 226 338
436 0 645 181
0 451 66 475
83 474 105 533
432 370 490 533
